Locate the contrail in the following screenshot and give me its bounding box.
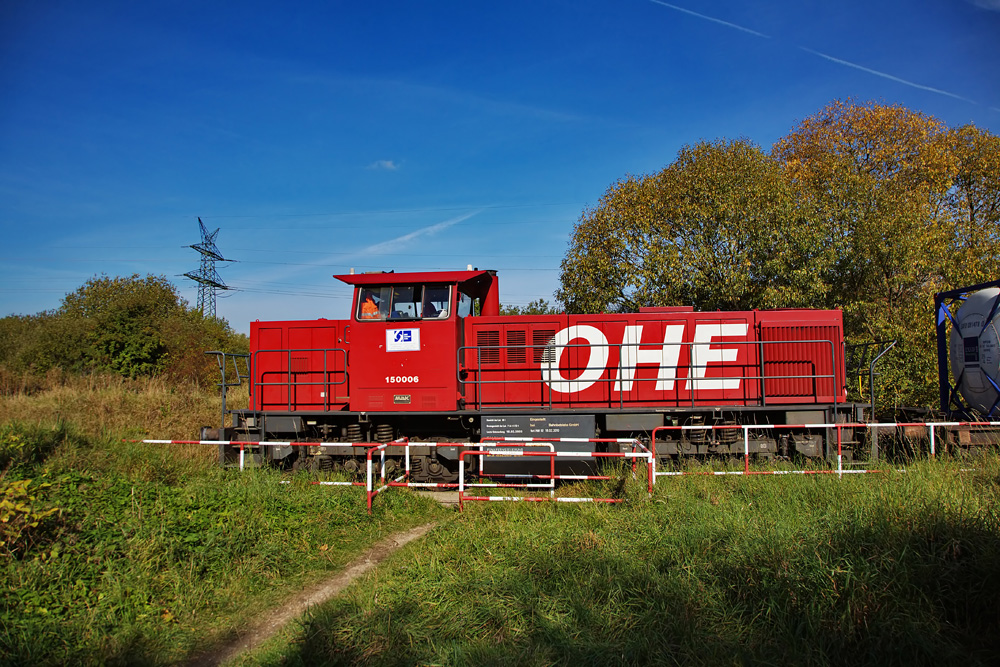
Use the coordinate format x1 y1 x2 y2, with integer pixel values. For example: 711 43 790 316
647 1 975 105
362 210 482 255
231 210 482 286
648 0 770 38
800 47 974 103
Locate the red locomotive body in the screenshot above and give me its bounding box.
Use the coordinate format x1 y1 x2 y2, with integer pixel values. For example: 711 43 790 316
233 269 854 479
463 309 844 410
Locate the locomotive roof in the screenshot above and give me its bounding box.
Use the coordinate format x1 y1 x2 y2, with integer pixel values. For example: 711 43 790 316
334 269 495 287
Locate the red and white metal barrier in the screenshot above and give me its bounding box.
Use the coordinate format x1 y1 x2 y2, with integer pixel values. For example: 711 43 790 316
457 438 654 510
135 421 1000 511
650 420 1000 479
481 436 654 489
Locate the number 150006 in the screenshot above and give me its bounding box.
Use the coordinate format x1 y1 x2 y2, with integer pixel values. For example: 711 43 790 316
386 375 419 384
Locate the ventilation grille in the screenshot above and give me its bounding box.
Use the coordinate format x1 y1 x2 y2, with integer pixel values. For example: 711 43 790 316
476 330 501 364
291 356 308 373
534 329 556 364
507 330 526 364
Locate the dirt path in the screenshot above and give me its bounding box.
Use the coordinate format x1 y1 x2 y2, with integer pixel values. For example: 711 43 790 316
186 521 439 667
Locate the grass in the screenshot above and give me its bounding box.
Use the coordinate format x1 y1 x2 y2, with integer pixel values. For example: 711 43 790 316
243 458 1000 667
0 371 245 441
1 390 445 666
5 377 1000 665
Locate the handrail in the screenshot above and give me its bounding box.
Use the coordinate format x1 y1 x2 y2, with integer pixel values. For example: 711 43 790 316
251 347 348 412
205 351 250 430
458 338 840 411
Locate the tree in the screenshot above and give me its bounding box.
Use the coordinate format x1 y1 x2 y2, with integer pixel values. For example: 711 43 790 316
500 299 561 316
774 101 961 406
942 124 1000 287
59 275 183 377
557 139 827 314
773 100 955 320
0 274 248 384
159 308 248 384
556 100 1000 408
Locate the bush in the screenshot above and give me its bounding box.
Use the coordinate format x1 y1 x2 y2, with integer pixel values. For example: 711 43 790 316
0 422 72 473
0 274 248 386
0 478 60 559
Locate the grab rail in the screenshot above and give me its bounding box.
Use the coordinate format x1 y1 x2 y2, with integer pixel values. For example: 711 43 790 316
458 338 840 412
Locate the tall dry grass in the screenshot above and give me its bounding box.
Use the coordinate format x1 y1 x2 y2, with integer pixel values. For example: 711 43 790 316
0 369 249 441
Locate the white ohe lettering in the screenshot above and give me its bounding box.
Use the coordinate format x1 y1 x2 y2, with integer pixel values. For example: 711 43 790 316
541 323 748 394
540 325 609 394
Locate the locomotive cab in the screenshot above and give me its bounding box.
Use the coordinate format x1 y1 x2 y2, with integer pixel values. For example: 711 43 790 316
336 269 498 414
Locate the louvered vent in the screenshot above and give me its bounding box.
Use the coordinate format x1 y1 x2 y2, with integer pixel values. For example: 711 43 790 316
533 329 556 363
476 330 501 364
291 356 308 373
507 330 526 363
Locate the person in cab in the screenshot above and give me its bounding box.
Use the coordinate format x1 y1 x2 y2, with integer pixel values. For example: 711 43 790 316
360 290 380 319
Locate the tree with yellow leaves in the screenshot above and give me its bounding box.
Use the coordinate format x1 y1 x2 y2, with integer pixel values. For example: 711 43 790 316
557 100 1000 408
558 139 828 314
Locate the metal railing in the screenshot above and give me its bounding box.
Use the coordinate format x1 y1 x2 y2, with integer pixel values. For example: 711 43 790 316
459 338 840 411
205 351 250 430
135 421 1000 512
251 347 348 411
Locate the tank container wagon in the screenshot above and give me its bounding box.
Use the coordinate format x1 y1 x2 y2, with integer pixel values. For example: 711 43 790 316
935 279 1000 452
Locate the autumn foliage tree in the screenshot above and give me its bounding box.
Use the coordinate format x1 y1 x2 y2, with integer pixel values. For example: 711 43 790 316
558 140 828 313
500 299 560 316
558 100 1000 408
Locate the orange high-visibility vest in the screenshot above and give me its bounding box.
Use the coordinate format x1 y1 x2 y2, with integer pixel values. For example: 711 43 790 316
361 297 378 319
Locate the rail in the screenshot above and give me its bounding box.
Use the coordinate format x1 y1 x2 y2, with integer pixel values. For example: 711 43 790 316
205 351 249 430
458 338 840 411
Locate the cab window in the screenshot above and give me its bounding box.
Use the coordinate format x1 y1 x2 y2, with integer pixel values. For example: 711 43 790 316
457 291 473 318
358 287 391 320
423 285 451 319
356 284 452 321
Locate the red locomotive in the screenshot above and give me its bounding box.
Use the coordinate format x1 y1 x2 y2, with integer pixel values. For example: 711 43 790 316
226 269 855 481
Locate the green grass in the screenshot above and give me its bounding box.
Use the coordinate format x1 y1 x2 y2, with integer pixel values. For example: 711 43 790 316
6 379 1000 667
1 421 445 666
244 457 1000 667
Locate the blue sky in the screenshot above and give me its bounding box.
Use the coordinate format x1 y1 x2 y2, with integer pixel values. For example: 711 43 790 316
2 0 998 333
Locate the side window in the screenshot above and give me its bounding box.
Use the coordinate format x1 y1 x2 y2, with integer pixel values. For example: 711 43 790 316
457 291 473 318
423 285 451 319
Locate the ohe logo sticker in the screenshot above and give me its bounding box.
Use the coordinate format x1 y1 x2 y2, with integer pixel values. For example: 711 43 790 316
386 328 420 352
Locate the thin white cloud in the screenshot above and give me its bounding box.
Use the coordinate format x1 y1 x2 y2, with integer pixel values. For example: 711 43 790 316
361 210 482 256
647 1 977 106
800 47 975 103
367 159 400 171
648 0 770 38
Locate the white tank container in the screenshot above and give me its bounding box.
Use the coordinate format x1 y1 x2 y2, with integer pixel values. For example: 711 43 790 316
949 287 1000 416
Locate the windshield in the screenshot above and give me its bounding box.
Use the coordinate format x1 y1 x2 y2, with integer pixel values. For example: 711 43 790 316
357 284 452 321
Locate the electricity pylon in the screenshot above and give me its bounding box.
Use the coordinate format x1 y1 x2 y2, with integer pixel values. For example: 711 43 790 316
184 218 232 318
